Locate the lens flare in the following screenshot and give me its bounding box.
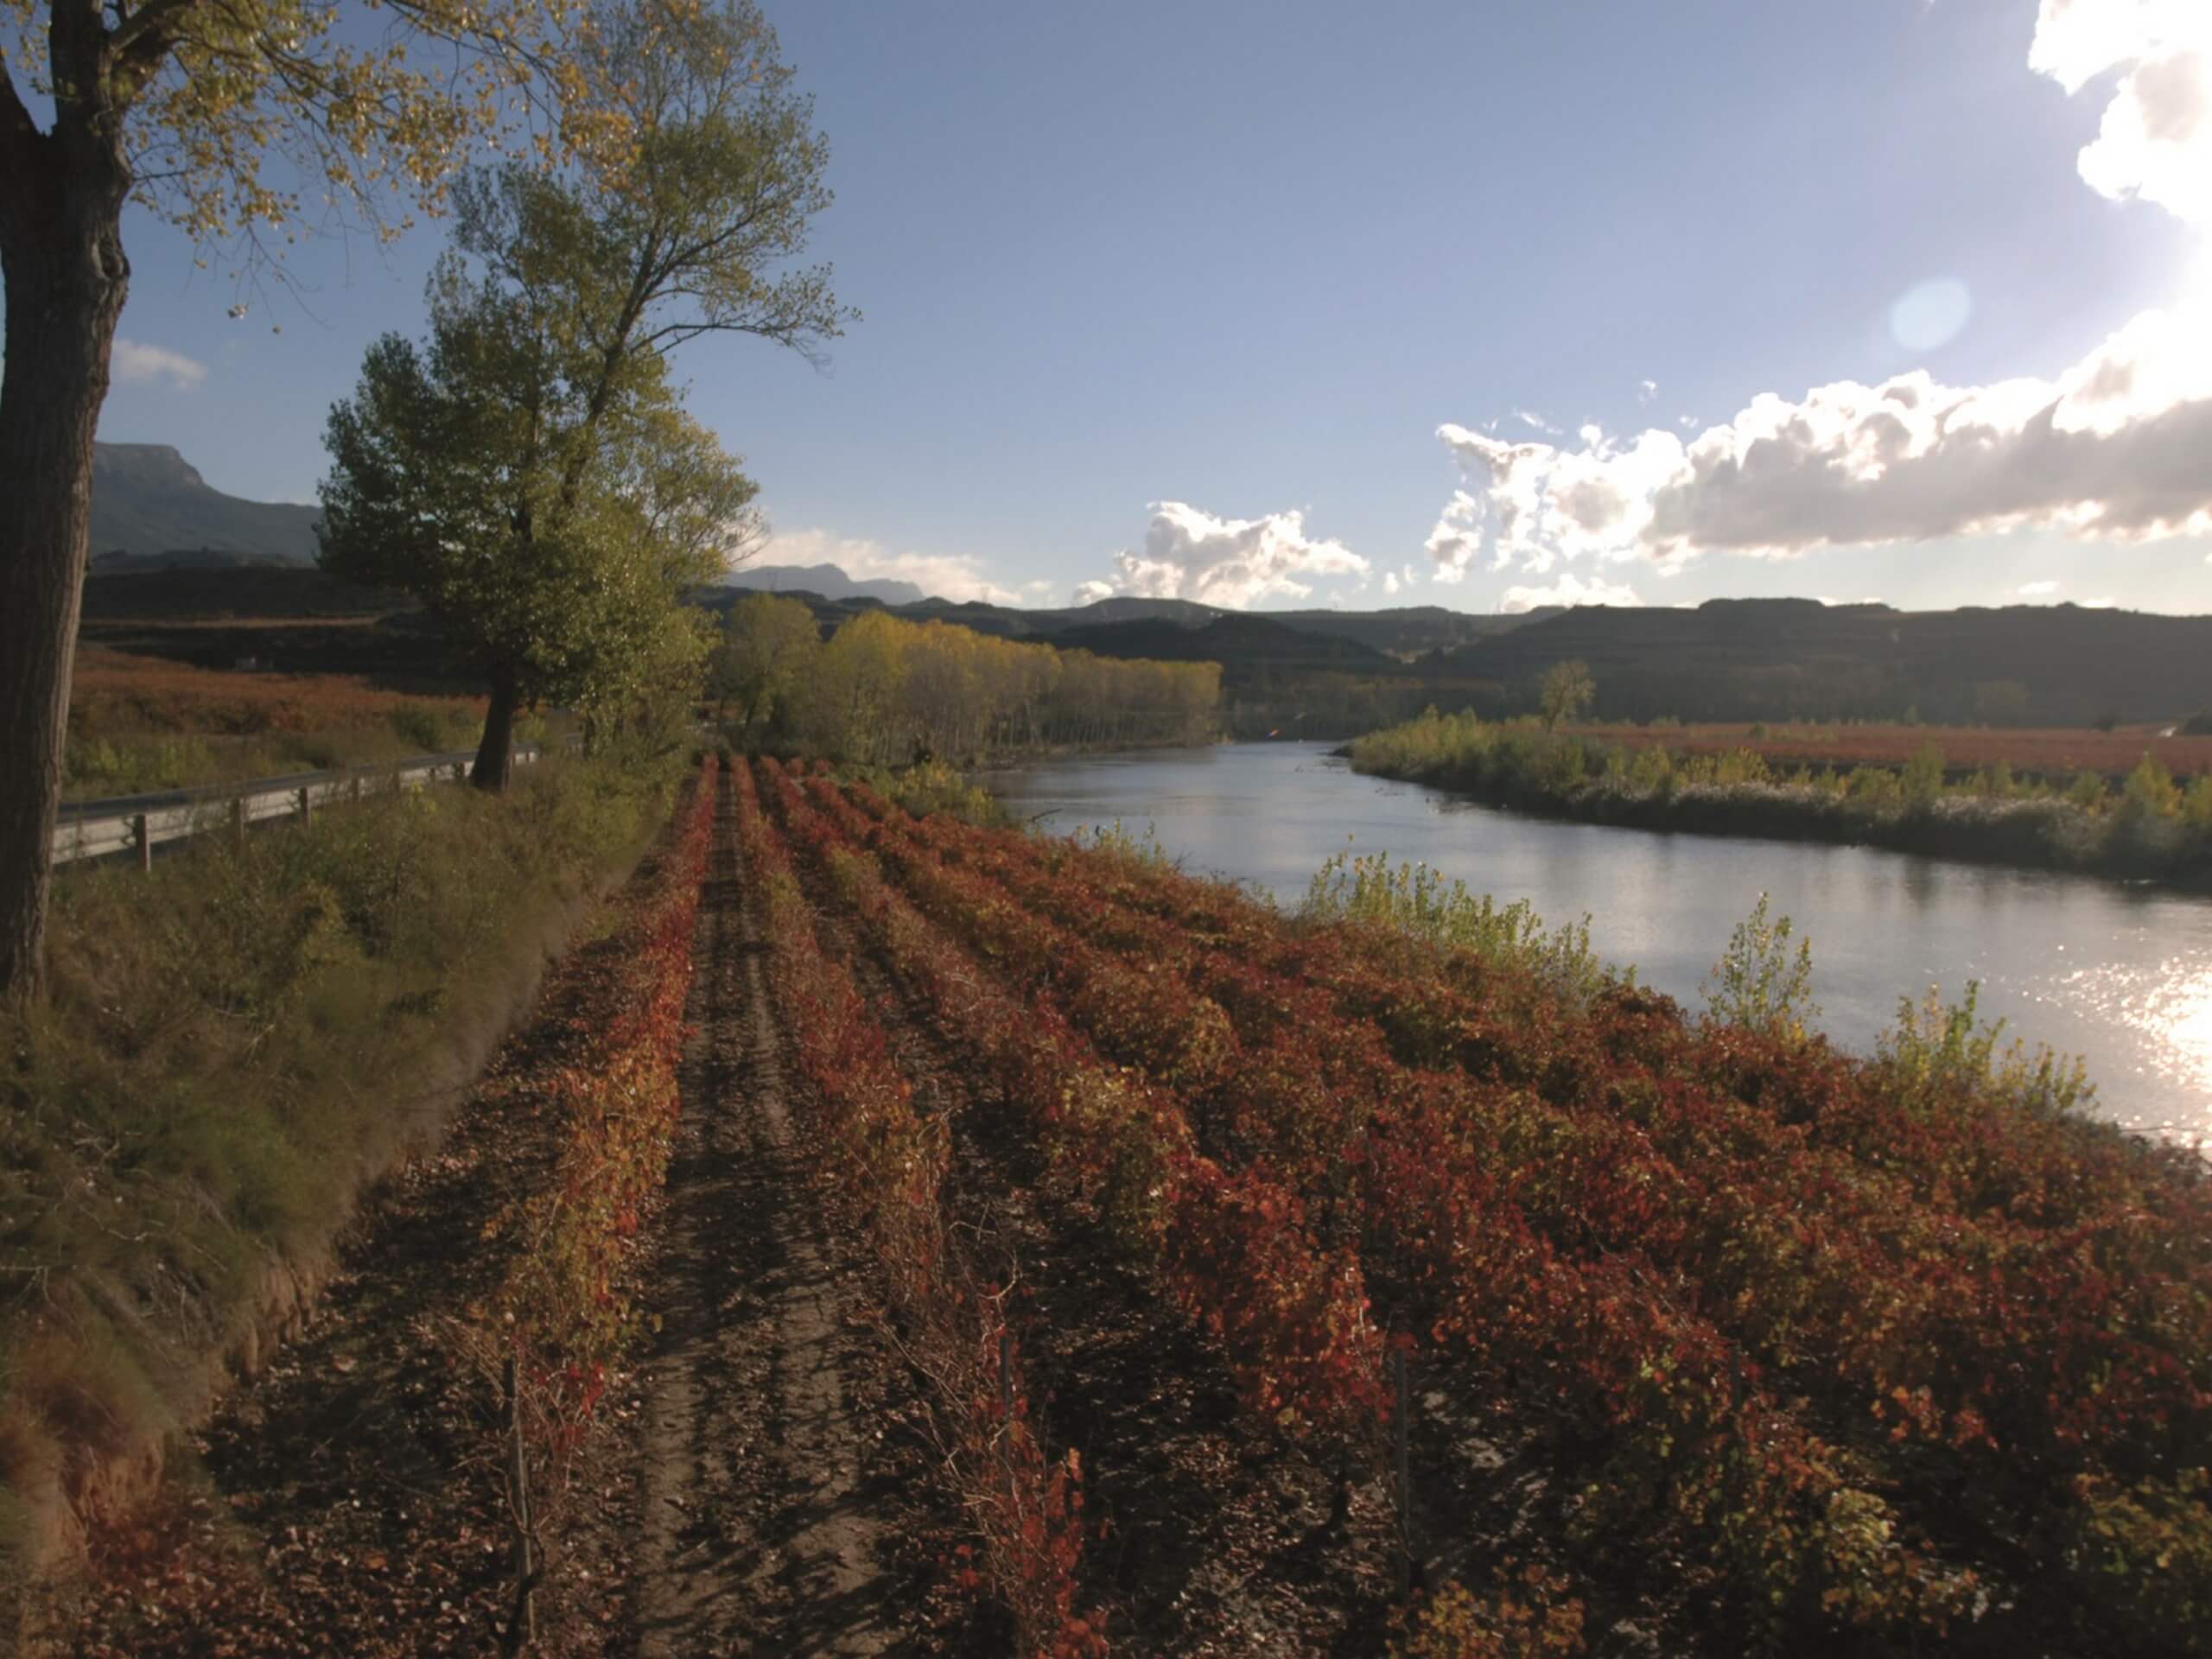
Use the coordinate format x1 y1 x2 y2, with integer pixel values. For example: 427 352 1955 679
1890 279 1974 353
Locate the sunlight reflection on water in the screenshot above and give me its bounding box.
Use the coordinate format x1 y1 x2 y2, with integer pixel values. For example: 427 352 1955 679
2051 960 2212 1135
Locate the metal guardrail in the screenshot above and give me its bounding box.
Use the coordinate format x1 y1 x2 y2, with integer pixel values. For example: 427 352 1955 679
53 745 545 868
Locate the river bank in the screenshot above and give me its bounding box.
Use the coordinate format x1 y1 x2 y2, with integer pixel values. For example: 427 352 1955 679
991 741 2212 1140
1343 713 2212 893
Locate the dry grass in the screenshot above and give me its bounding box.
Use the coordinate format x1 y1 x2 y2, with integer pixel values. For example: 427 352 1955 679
0 754 678 1617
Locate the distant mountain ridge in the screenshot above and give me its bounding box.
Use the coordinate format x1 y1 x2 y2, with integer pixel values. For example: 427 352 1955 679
708 569 1555 658
721 562 928 606
90 443 321 565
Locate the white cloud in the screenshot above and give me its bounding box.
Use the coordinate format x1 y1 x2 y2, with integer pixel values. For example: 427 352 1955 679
2031 0 2212 225
1427 304 2212 577
2018 579 2062 595
1497 570 1643 614
1084 501 1369 609
753 526 1022 605
1071 580 1116 605
1637 379 1659 403
2084 594 2119 607
1422 6 2212 591
112 340 206 388
1512 409 1562 435
1382 569 1402 595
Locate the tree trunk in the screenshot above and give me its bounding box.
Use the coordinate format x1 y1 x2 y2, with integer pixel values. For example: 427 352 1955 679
472 669 521 791
0 121 131 1001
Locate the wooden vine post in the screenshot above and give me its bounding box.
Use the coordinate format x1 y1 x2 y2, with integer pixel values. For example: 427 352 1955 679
503 1357 537 1649
1393 1346 1413 1602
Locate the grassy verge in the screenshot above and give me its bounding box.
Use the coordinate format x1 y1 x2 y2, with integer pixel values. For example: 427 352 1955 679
0 752 680 1607
1352 709 2212 887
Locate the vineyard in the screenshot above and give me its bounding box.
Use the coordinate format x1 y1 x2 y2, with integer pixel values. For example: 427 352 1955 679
38 754 2206 1655
724 755 2211 1656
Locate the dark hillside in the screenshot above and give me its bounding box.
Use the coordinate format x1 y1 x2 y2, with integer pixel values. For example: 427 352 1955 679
1433 598 2212 724
79 568 458 690
1048 613 1397 671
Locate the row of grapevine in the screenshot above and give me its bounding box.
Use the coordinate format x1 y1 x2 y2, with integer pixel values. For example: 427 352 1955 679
859 779 2207 1478
797 772 1970 1645
488 756 719 1454
730 761 1103 1656
760 759 1390 1443
806 769 2211 1653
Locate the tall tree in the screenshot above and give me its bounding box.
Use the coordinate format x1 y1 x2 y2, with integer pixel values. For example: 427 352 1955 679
711 590 821 738
318 295 746 777
1538 658 1596 730
0 0 625 999
321 0 849 788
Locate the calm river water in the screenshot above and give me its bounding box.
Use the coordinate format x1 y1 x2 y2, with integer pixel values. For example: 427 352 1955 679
993 741 2212 1141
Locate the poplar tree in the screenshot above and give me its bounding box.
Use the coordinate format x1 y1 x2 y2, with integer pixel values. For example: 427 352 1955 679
321 0 849 787
0 0 620 997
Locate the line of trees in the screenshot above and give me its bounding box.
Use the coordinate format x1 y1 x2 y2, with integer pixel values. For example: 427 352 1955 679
712 595 1223 765
0 0 845 997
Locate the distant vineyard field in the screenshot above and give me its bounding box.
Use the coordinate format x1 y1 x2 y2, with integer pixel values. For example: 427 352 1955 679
1567 719 2212 779
65 645 492 798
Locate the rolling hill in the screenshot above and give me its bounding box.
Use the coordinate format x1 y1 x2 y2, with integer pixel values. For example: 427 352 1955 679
1427 598 2212 725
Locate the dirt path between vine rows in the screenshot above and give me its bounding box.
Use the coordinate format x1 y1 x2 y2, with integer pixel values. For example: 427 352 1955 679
630 772 930 1657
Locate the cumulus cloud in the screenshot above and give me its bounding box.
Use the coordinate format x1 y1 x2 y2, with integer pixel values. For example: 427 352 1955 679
1071 579 1116 605
2018 579 2062 595
1638 379 1659 403
112 340 206 388
1427 304 2212 578
1497 570 1643 614
1084 501 1368 608
1383 570 1402 595
2031 0 2212 224
753 526 1022 605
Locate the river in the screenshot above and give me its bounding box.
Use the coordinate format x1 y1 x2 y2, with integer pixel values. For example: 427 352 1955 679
993 741 2212 1141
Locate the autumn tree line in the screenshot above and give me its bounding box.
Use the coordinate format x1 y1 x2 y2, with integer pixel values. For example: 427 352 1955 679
0 0 847 998
712 594 1222 766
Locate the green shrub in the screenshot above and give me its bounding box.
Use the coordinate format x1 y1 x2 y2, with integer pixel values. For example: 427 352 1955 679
1069 817 1175 869
1303 846 1611 1007
1704 893 1818 1042
2186 776 2212 830
863 758 1006 825
1901 741 1945 812
2118 753 2182 823
1876 980 2093 1117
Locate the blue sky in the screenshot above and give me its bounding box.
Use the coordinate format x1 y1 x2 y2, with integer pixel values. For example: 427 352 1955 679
89 0 2212 613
